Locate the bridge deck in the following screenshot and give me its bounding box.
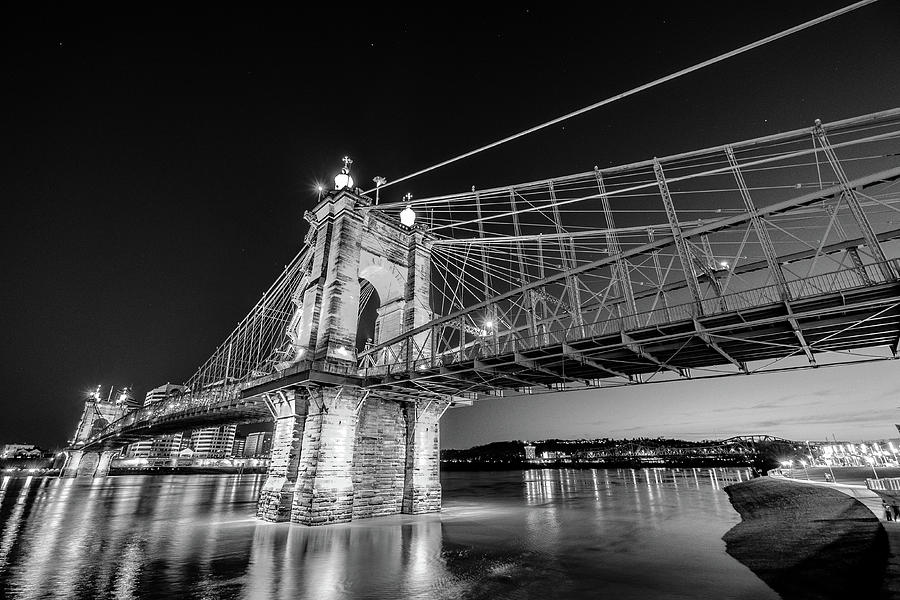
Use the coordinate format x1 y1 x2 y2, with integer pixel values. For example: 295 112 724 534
80 262 900 451
363 277 900 395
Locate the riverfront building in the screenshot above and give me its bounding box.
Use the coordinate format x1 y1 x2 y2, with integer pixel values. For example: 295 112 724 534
524 445 536 461
190 425 237 459
144 383 187 405
126 383 188 459
243 432 272 458
127 434 184 459
116 387 141 411
820 438 900 467
0 444 41 458
232 436 246 458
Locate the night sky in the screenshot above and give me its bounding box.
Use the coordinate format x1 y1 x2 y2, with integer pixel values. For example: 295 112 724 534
3 3 899 450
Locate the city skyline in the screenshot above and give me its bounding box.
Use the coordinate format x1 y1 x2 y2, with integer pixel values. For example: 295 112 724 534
3 3 900 450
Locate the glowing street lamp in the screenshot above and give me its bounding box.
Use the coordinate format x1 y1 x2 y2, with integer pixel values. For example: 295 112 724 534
400 194 416 228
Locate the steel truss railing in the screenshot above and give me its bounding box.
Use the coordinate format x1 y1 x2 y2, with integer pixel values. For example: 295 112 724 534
358 258 900 378
360 110 900 384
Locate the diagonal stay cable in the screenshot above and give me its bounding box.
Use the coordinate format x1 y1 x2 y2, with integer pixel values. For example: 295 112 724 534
363 0 878 196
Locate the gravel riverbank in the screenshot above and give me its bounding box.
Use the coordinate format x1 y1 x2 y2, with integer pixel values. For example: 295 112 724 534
724 476 888 600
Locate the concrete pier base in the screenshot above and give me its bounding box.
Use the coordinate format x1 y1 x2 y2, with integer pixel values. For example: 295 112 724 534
254 387 452 526
94 451 117 477
60 449 119 477
351 396 406 520
257 391 307 522
292 387 359 525
402 398 450 514
60 450 85 478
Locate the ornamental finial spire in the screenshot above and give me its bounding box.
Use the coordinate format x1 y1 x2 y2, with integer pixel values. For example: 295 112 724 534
334 156 355 190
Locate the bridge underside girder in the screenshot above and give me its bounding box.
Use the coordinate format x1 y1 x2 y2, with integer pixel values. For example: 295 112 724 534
363 281 900 397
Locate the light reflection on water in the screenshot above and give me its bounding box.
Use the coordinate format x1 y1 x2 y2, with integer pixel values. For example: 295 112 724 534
0 468 778 599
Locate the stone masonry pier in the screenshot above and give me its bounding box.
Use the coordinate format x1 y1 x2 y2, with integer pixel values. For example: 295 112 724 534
60 449 119 478
256 388 448 525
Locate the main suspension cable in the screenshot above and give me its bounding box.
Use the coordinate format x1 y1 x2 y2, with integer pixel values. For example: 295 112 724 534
363 0 878 196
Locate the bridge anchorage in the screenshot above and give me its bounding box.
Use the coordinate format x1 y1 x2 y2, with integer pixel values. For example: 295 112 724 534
67 108 900 526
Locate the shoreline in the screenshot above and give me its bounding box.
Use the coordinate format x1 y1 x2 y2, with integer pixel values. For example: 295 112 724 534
4 464 750 478
724 476 889 599
442 460 758 471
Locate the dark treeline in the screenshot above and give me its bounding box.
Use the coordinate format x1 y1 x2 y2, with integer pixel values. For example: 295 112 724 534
442 437 794 471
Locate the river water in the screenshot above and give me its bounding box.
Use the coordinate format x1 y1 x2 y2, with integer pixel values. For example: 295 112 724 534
0 468 779 599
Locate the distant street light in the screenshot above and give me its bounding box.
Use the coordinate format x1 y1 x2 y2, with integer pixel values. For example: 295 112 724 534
780 459 792 477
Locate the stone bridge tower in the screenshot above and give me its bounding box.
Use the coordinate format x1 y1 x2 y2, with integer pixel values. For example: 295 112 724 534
256 163 450 525
61 390 131 477
69 391 131 446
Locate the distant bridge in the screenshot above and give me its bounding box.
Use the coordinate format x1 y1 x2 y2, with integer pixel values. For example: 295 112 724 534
578 435 798 462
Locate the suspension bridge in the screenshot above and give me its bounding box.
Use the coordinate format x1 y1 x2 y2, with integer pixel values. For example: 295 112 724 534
62 107 900 525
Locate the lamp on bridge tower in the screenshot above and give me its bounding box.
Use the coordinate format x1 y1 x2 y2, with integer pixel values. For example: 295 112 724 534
400 193 416 227
334 156 354 190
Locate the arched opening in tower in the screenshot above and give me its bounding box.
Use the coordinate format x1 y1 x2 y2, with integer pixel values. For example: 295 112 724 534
88 418 109 438
356 278 381 352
